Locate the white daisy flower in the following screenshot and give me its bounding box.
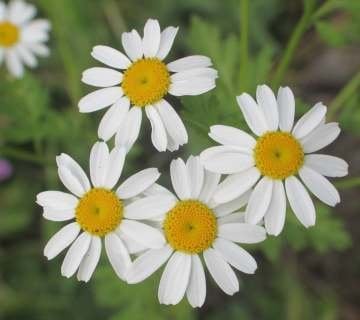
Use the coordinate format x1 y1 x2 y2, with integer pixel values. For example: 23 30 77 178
0 0 50 78
200 85 349 236
78 18 217 152
36 141 173 282
126 156 266 307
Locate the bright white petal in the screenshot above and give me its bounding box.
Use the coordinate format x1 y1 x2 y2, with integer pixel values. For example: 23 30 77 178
44 222 80 260
218 223 266 243
122 29 143 61
127 245 173 283
264 181 286 236
145 105 167 152
277 86 295 132
16 44 37 68
218 211 245 225
171 67 218 82
256 84 279 130
169 78 215 96
209 125 256 150
285 176 316 227
89 141 109 187
167 55 212 72
61 232 91 278
8 0 36 25
203 248 239 295
170 158 191 200
117 168 160 199
5 49 24 78
91 45 131 69
186 156 204 199
292 102 327 139
104 146 126 189
82 67 122 87
236 93 268 136
36 191 78 210
213 190 251 217
57 166 86 197
77 236 101 282
304 154 348 177
299 166 340 207
198 170 221 204
142 18 161 57
117 230 146 254
213 238 257 274
186 254 206 308
158 252 191 305
105 233 131 280
42 207 75 222
0 2 7 20
78 87 123 113
156 26 178 60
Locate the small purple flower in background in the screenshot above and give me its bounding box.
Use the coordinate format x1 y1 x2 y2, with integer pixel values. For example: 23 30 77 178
0 158 13 181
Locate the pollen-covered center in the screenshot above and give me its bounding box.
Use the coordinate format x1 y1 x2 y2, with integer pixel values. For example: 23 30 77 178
121 58 170 107
163 200 217 254
254 131 304 180
75 188 123 237
0 22 19 47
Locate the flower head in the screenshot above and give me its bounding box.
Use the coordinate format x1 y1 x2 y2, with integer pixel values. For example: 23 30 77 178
200 85 348 236
78 18 218 152
0 0 50 77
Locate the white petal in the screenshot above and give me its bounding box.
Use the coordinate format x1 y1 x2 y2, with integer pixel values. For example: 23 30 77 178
77 236 101 282
115 107 142 152
104 146 126 189
142 182 175 198
245 177 273 225
91 45 131 69
98 97 130 141
277 86 295 132
155 99 188 150
16 44 37 68
186 255 206 308
0 2 7 20
169 78 215 96
120 220 165 249
209 125 256 150
167 55 212 72
213 167 260 203
170 158 191 200
218 211 245 225
198 170 221 204
158 252 191 305
300 123 340 153
122 29 143 61
292 103 327 139
105 233 131 280
78 87 123 113
236 93 268 136
56 153 91 193
186 156 204 199
213 190 251 217
36 191 78 210
218 223 266 243
156 26 178 60
124 194 176 220
5 49 24 78
203 248 239 295
117 230 146 254
299 166 340 207
43 207 75 222
61 232 91 278
8 0 36 25
304 154 348 177
213 238 257 274
89 141 109 187
285 176 316 227
264 181 286 236
256 84 279 130
57 166 86 197
171 67 218 82
145 105 167 152
142 18 161 57
117 168 160 199
82 67 122 87
127 245 173 283
28 42 49 57
44 222 80 260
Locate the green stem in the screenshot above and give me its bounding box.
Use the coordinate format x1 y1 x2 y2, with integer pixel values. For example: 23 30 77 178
328 70 360 120
239 0 249 91
0 146 48 165
335 177 360 189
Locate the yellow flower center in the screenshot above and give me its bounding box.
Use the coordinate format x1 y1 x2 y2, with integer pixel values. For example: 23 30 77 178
121 58 170 107
75 188 123 237
163 200 217 254
0 22 19 47
254 131 304 180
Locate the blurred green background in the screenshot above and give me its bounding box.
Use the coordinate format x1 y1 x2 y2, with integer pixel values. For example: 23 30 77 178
0 0 359 319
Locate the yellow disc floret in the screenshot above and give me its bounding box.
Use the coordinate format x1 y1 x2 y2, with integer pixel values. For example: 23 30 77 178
121 58 170 107
0 22 19 47
163 200 217 254
254 131 304 180
75 188 123 237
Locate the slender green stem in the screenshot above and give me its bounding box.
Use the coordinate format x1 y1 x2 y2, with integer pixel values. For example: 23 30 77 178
328 70 360 120
0 146 48 165
335 177 360 189
239 0 249 92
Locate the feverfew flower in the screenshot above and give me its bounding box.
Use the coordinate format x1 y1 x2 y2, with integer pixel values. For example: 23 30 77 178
200 85 348 236
36 141 171 282
0 0 50 78
79 18 217 152
126 156 266 307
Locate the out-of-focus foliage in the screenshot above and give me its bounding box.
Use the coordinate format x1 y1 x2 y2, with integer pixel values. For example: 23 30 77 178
0 0 359 319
